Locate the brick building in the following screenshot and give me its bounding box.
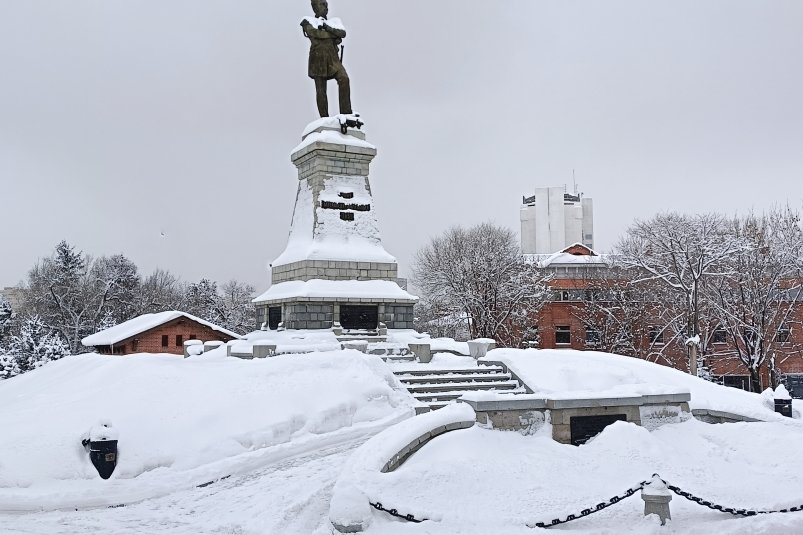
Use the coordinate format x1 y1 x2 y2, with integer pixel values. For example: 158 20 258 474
82 311 240 356
526 244 803 396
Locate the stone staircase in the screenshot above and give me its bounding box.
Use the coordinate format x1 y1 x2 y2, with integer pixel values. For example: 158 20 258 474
393 365 524 412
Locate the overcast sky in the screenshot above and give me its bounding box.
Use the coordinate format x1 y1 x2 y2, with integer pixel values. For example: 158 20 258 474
1 0 802 292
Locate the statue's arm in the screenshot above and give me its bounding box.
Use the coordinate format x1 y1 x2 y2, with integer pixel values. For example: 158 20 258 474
321 23 346 39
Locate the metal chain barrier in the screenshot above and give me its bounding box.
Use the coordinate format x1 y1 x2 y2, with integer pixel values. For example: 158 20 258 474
658 477 803 517
530 480 650 528
369 473 803 528
370 501 424 523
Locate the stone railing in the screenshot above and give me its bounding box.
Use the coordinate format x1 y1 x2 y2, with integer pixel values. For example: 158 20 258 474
329 403 475 533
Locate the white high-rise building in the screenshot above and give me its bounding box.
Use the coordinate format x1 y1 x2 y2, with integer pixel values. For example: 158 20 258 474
520 187 594 254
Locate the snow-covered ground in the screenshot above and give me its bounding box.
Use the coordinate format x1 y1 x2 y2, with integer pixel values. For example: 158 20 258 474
482 348 800 420
362 420 803 534
0 348 415 512
3 345 803 534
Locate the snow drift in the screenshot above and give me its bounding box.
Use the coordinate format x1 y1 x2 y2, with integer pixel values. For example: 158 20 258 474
0 349 415 510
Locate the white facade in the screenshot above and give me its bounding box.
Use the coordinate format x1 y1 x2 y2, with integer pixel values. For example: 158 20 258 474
520 187 594 254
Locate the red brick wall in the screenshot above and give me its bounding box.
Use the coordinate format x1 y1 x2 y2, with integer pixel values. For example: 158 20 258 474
98 317 236 355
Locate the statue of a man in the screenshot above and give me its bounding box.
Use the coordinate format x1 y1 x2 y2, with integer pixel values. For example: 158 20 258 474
301 0 353 118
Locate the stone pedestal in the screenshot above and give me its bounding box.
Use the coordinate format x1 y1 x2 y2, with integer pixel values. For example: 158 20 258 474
253 119 417 332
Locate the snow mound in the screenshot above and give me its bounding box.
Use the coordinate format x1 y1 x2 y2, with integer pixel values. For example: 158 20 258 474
0 350 415 509
481 348 793 421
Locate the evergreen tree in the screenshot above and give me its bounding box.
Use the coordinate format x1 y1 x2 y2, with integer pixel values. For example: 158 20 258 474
4 315 70 377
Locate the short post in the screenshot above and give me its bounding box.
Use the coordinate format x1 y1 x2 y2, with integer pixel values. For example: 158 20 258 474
408 343 432 363
641 475 672 525
183 339 203 358
774 385 793 418
467 339 496 359
253 340 277 359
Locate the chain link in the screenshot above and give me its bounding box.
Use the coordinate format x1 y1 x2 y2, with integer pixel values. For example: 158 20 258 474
370 474 803 528
659 478 803 517
370 501 424 523
529 480 649 528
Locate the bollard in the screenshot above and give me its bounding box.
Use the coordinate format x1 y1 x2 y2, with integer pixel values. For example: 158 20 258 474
641 475 672 525
408 343 432 363
82 421 119 480
467 339 496 359
775 385 793 417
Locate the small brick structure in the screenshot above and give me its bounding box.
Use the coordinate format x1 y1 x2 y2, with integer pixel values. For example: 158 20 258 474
82 311 240 356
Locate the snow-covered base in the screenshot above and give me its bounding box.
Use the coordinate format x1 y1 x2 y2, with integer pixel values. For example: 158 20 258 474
362 420 803 534
482 348 796 421
330 403 475 533
0 349 415 511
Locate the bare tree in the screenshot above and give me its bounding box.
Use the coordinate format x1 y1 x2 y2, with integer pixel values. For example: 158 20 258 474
616 213 741 375
412 222 552 346
706 208 803 391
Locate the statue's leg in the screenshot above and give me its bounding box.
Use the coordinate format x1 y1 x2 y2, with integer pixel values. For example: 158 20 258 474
334 68 352 115
315 78 329 117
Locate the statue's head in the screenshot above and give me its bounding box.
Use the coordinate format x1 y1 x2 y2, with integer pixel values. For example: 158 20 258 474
311 0 328 18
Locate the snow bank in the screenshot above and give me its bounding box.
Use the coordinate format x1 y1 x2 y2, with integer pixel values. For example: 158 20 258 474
481 349 792 421
365 419 803 534
0 350 416 510
329 403 475 533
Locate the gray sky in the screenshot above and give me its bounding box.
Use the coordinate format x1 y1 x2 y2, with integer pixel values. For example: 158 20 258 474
2 1 802 293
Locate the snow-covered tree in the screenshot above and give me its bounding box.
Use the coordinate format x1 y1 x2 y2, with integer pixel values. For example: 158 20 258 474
218 280 255 335
412 222 552 346
616 213 741 375
136 269 185 314
2 315 70 378
0 294 13 344
413 297 471 341
705 208 803 391
184 278 223 325
22 242 145 353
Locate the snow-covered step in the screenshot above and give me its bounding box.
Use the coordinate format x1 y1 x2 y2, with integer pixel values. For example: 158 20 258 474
404 380 520 394
399 373 512 385
383 354 416 363
413 392 467 402
392 366 505 376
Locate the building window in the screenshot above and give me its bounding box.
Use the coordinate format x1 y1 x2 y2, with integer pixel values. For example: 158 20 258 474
132 339 139 352
777 324 791 344
720 375 751 392
712 328 727 344
190 333 196 341
555 326 571 345
176 334 183 347
648 326 664 345
555 290 570 302
585 328 600 347
161 335 169 347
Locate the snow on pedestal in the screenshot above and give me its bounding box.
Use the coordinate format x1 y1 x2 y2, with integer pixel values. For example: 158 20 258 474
254 119 417 332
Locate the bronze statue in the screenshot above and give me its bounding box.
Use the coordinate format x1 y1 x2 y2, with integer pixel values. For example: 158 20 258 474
301 0 353 118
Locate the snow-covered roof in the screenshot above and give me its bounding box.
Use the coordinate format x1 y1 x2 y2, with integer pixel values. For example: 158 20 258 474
253 279 418 304
81 311 241 347
524 243 610 268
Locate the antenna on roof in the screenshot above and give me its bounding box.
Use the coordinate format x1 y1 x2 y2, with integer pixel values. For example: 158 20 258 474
573 169 578 196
